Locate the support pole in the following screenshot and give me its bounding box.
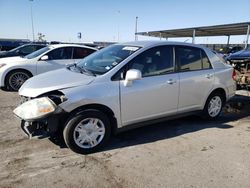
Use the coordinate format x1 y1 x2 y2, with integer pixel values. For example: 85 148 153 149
135 16 138 41
30 0 35 41
245 24 250 49
192 29 196 44
227 35 230 47
159 32 162 40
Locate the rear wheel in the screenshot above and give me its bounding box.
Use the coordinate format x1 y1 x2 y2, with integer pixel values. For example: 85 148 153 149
63 109 111 154
6 70 31 91
203 92 224 119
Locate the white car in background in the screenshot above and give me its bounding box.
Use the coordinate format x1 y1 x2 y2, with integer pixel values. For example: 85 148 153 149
0 44 97 91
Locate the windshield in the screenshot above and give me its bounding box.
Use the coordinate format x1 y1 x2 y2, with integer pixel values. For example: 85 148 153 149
25 46 50 59
77 44 140 75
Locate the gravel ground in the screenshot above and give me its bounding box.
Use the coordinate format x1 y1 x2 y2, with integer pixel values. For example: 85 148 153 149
0 90 250 188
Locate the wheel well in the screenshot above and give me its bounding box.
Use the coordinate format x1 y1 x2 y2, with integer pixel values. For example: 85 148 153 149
209 88 226 104
69 104 118 133
5 69 33 85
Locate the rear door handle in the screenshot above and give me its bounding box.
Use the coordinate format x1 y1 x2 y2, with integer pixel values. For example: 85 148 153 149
167 79 177 84
205 74 213 79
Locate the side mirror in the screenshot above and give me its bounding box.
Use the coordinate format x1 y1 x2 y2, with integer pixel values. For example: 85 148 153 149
40 55 48 61
124 69 142 87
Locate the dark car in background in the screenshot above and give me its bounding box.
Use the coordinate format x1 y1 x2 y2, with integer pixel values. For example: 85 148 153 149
218 46 243 58
226 46 250 89
0 44 47 58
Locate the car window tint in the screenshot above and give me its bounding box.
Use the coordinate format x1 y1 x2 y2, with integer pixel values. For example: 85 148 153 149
201 50 212 69
176 46 202 71
73 47 96 59
128 46 174 77
35 45 45 50
19 45 36 54
47 47 73 60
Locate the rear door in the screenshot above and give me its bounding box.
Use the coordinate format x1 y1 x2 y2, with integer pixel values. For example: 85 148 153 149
36 47 74 74
175 46 214 112
120 45 179 126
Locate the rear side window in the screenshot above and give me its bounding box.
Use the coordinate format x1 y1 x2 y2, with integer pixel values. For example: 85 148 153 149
19 45 36 54
73 47 96 59
176 46 202 71
176 46 212 71
35 45 45 50
201 50 212 69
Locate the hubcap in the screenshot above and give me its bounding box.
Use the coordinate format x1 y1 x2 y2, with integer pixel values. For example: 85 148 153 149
9 72 30 90
208 96 222 117
73 118 105 149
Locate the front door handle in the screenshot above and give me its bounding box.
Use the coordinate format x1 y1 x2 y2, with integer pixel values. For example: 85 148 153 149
167 79 176 84
205 74 213 79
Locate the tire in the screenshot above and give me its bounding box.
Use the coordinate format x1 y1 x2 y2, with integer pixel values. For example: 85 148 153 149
63 109 111 154
203 92 225 120
5 70 31 91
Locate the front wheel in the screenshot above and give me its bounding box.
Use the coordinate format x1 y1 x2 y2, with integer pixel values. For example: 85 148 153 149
63 109 111 154
203 93 224 119
6 70 31 91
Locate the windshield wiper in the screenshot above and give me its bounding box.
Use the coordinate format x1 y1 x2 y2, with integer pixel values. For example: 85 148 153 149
67 63 96 76
75 64 96 76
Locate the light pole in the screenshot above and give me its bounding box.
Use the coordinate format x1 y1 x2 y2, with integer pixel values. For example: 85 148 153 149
29 0 35 41
135 16 138 41
117 10 120 42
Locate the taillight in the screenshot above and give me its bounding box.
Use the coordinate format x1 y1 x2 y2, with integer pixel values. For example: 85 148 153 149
232 69 237 81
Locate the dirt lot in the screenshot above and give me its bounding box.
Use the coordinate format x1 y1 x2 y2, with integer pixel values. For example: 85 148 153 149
0 90 250 188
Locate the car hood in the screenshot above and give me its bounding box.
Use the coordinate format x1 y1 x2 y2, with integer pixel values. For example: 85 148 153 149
0 56 26 63
228 50 250 59
19 68 95 97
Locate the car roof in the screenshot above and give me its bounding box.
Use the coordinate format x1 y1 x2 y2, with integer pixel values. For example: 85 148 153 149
121 40 206 49
48 44 97 50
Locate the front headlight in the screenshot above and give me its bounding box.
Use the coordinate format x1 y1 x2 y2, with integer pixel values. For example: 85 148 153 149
13 97 56 120
0 63 6 69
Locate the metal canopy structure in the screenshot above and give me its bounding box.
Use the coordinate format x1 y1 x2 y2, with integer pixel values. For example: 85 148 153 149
137 22 250 47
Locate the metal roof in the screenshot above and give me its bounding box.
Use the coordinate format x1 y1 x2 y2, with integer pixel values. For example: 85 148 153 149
137 22 250 38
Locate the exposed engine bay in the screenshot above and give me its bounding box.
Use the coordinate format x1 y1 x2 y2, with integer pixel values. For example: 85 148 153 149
231 60 250 89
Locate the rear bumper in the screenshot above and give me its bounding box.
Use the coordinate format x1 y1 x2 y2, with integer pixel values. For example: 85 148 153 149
227 83 236 101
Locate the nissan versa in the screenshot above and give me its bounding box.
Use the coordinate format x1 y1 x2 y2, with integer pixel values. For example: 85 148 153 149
13 41 236 154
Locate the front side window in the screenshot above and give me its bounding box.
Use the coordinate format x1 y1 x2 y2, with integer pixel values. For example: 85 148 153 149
73 47 96 59
128 46 174 77
46 47 73 60
176 46 202 72
77 45 140 75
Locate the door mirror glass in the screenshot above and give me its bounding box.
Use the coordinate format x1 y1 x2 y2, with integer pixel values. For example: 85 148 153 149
40 55 48 61
124 69 142 87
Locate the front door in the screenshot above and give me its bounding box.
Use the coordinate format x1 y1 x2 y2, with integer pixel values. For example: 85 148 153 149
120 45 179 126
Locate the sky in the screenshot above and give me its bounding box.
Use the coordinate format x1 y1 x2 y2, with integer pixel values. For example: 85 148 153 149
0 0 249 44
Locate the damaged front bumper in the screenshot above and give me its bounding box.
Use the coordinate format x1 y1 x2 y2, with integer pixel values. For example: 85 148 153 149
13 95 68 138
20 113 66 138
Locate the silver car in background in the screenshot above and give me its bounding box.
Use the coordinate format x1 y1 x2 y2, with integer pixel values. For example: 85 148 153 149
13 41 236 154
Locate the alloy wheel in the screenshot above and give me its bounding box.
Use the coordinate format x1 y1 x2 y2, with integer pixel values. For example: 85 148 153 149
73 118 105 149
